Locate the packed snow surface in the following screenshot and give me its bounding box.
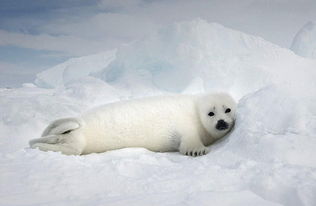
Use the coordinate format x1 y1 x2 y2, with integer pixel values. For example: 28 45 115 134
291 21 316 59
1 20 316 206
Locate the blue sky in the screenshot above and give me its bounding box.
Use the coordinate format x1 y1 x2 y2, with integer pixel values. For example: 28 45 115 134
0 0 100 86
0 0 316 87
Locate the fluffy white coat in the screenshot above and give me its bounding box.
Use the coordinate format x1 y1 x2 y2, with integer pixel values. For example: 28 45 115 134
30 93 236 156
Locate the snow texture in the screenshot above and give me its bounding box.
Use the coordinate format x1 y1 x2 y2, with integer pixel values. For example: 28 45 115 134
1 19 316 206
291 21 316 59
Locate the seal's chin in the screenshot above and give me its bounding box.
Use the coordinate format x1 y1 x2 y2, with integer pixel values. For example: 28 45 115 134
216 127 229 131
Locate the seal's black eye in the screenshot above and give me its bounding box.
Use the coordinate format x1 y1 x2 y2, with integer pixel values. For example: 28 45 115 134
208 112 215 117
225 108 231 113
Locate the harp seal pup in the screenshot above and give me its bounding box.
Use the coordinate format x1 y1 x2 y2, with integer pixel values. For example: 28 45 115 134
29 93 236 156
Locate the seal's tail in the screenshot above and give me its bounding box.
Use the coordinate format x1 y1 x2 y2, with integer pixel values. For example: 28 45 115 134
29 118 84 155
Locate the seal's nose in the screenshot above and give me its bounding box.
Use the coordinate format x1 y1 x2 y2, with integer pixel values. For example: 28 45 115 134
216 119 228 130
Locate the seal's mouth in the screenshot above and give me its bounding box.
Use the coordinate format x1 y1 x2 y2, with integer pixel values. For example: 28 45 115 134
215 120 229 131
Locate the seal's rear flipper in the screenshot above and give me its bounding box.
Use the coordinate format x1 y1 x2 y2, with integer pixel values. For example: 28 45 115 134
29 135 60 146
30 142 82 155
41 118 82 136
29 117 85 155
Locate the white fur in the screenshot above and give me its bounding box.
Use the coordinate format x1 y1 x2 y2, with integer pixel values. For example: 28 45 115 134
30 93 236 156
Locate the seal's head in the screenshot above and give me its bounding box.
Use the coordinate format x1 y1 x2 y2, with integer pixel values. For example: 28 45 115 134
197 93 236 139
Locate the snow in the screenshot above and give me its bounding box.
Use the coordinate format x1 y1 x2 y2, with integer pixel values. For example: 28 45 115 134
35 50 116 88
291 21 316 59
1 19 316 206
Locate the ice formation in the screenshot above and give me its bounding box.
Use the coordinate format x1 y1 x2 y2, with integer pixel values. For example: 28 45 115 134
291 21 316 59
35 50 116 88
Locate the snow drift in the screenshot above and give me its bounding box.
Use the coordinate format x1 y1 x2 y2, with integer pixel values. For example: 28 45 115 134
35 20 316 99
35 50 116 88
1 19 316 206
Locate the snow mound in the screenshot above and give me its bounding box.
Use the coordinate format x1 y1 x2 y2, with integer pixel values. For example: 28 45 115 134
291 21 316 59
35 50 116 88
36 19 316 100
98 19 316 99
228 86 316 166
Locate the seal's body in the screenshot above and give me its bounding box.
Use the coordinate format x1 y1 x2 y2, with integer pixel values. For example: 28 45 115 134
30 93 236 156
